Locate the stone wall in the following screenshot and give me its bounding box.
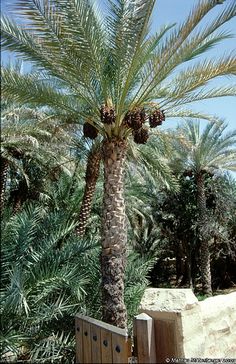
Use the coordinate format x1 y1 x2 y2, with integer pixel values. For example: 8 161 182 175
139 288 236 361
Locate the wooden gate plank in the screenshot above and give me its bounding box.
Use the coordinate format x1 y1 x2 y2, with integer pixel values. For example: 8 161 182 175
154 319 177 363
75 317 83 364
75 314 130 364
82 321 92 363
112 333 132 363
101 329 113 363
91 324 102 363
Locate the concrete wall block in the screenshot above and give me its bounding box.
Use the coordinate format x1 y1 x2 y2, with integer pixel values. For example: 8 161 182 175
139 288 236 359
140 288 198 313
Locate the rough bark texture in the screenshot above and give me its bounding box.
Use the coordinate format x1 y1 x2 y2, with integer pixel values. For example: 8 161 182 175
196 172 212 296
101 138 128 329
75 147 101 236
0 157 9 215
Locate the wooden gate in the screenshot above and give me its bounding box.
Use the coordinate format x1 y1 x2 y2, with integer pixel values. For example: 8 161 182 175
75 313 171 363
75 314 132 363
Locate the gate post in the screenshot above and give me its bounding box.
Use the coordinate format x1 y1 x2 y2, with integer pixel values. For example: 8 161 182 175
133 313 157 363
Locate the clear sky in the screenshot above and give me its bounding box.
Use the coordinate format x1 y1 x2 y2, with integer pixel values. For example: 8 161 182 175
1 0 236 136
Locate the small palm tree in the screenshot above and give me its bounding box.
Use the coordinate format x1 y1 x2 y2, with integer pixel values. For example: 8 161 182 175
2 0 236 327
0 202 100 362
172 120 236 295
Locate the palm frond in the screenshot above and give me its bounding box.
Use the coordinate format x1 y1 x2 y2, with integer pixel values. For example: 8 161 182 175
132 0 236 104
1 0 105 91
106 0 155 110
163 55 236 105
1 15 68 79
164 85 236 110
1 67 98 118
140 152 178 191
166 109 224 123
52 0 106 79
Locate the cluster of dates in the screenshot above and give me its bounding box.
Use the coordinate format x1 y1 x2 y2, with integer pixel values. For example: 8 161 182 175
123 107 165 144
83 105 165 143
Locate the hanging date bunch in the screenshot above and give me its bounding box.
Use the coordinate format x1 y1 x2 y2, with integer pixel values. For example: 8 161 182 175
149 109 165 128
122 107 149 144
123 108 146 130
83 122 99 139
100 105 116 124
133 127 149 144
122 106 166 144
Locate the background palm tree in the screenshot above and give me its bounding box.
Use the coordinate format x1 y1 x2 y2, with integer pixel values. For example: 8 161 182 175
1 100 73 214
171 120 236 295
1 0 236 327
73 139 102 236
1 102 49 213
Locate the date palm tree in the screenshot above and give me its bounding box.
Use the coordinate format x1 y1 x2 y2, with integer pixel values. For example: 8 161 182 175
2 0 236 327
171 120 236 295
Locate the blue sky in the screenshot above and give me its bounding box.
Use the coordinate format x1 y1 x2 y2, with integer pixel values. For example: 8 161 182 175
1 0 236 134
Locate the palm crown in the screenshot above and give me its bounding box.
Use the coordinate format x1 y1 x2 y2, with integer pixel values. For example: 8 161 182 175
172 120 236 175
2 0 236 140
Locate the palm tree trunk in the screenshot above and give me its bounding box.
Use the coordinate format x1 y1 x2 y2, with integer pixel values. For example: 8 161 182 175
196 172 212 296
0 157 9 214
186 243 193 289
13 193 23 214
101 138 128 329
12 179 28 214
75 146 101 236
